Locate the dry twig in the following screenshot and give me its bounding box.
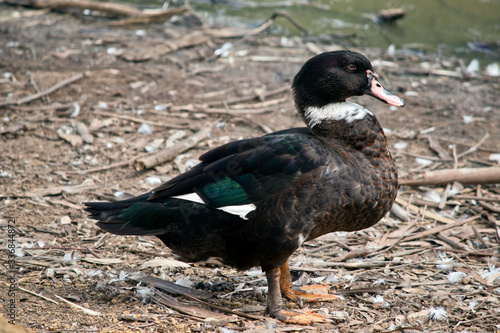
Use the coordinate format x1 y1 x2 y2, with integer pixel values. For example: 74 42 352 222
399 167 500 186
134 125 212 171
0 72 88 106
5 0 140 16
182 293 265 321
92 110 188 129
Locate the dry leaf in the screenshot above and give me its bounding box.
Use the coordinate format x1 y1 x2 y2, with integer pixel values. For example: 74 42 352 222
82 257 124 265
58 132 83 147
140 257 190 269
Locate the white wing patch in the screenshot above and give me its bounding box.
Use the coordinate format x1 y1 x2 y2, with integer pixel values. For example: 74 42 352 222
297 233 306 246
304 102 373 127
172 193 256 220
173 193 205 204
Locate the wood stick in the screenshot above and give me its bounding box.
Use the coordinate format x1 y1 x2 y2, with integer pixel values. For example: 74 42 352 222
427 136 451 160
92 110 188 129
169 104 275 114
0 71 88 106
134 125 212 171
449 195 500 202
395 197 457 224
149 294 210 321
181 293 265 321
271 11 309 34
478 200 500 214
399 167 500 186
18 286 59 304
64 152 150 175
109 6 189 26
401 214 480 242
456 133 490 159
5 0 141 16
53 294 102 316
205 86 289 107
240 10 309 38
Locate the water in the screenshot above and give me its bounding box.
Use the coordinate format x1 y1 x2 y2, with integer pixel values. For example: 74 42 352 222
134 0 500 63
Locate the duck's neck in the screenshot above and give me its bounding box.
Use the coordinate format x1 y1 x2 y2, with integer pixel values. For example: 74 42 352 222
303 102 373 128
302 102 389 159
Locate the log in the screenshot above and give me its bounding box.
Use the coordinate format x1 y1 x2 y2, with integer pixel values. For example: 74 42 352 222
399 167 500 186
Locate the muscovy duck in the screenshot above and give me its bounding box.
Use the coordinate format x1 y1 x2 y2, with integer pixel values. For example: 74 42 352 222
85 50 404 324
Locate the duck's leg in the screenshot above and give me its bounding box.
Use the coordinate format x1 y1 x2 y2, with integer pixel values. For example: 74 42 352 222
265 267 326 324
279 260 338 302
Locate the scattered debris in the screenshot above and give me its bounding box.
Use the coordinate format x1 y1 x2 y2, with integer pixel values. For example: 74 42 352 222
376 8 406 24
1 1 499 332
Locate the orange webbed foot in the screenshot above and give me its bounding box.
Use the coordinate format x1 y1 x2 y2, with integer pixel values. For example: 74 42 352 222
283 284 339 302
273 309 327 324
279 261 338 303
265 262 337 325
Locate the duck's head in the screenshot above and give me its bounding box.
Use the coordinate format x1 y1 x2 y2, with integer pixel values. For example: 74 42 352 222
292 50 404 127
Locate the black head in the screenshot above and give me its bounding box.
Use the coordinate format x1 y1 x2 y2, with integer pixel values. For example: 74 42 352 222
292 50 403 112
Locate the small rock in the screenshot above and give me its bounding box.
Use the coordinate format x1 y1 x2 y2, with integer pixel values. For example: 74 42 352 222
114 191 124 199
485 62 500 76
60 215 71 225
146 176 162 186
489 153 500 162
466 59 480 74
138 123 154 135
394 142 408 150
214 42 233 57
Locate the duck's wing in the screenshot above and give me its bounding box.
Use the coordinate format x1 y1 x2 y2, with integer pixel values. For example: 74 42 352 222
148 128 330 208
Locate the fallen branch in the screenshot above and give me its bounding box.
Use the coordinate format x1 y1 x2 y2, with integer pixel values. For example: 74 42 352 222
181 293 265 321
395 197 456 224
205 86 289 107
64 152 151 175
150 294 226 321
5 0 140 16
461 133 490 157
109 6 189 27
399 167 500 186
5 0 189 26
0 72 88 106
53 294 102 316
478 200 500 214
18 286 59 304
169 104 275 115
401 214 481 242
138 275 212 300
92 110 188 129
134 125 212 171
1 180 100 198
246 11 309 36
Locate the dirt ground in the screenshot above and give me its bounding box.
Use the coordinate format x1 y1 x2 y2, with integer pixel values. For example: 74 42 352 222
1 4 500 333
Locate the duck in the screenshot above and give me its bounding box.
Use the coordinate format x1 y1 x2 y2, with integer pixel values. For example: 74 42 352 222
85 50 404 324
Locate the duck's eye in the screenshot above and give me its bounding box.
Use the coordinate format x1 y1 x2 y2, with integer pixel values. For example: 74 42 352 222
346 64 357 71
